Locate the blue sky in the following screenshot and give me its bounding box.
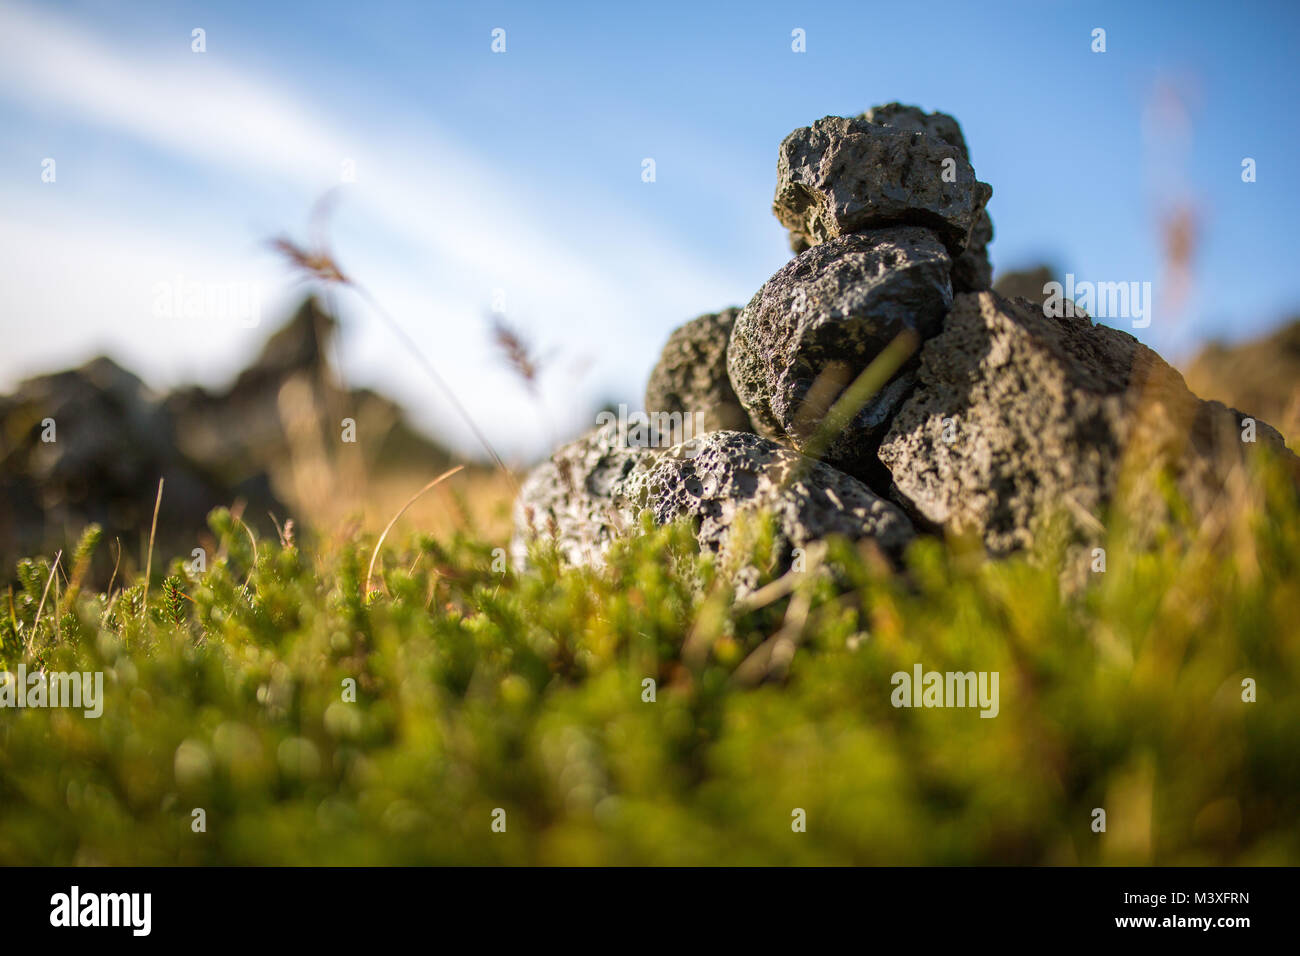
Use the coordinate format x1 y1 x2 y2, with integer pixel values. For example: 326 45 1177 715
2 0 1299 460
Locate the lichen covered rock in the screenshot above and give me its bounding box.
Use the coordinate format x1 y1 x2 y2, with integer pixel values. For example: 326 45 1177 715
511 429 914 587
510 428 649 569
877 291 1296 554
774 112 992 254
727 228 952 477
620 431 914 584
855 104 993 292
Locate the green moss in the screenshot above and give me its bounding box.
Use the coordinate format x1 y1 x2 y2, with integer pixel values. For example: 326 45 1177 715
0 456 1297 865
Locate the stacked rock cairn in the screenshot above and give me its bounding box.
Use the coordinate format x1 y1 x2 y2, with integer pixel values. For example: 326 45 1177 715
513 104 1295 589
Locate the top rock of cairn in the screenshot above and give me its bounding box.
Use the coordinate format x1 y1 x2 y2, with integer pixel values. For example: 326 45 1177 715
773 104 993 258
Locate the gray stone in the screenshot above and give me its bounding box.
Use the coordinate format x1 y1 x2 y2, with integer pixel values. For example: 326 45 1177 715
644 309 755 436
856 104 994 292
859 103 972 158
511 429 914 587
510 427 648 570
727 228 952 477
877 291 1297 555
619 431 913 586
774 113 992 254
